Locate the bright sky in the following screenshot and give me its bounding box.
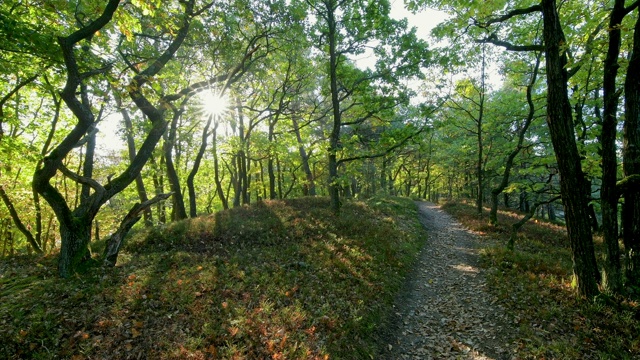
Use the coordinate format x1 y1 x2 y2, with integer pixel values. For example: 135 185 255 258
353 1 448 69
389 0 448 39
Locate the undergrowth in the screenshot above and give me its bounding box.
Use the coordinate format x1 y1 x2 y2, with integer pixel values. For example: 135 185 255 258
0 196 425 359
442 201 640 359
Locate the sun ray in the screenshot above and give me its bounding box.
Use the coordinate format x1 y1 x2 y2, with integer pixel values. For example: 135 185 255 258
198 90 229 118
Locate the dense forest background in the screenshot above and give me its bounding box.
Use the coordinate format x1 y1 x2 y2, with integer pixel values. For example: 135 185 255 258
1 0 639 298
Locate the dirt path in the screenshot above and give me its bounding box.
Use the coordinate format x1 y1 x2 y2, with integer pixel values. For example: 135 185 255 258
379 202 516 359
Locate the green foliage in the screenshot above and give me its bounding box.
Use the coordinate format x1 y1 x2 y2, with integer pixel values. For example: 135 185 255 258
0 196 425 358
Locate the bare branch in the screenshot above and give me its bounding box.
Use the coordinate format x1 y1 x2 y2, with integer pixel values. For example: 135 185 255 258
477 4 543 28
0 186 43 253
624 0 640 15
58 163 105 196
337 127 425 165
475 33 544 52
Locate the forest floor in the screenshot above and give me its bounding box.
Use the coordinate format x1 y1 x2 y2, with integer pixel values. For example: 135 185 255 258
384 201 640 360
3 198 640 359
379 202 516 359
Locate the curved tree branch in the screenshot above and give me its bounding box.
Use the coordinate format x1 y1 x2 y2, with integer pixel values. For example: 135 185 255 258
475 33 544 52
0 186 43 253
477 4 543 28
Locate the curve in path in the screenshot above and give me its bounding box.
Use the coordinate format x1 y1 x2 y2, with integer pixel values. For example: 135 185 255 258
380 202 515 360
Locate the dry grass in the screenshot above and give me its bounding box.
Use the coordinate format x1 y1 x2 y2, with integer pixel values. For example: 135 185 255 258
442 201 640 359
0 196 426 359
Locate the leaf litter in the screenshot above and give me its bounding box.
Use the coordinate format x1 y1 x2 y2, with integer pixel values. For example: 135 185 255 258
379 202 517 359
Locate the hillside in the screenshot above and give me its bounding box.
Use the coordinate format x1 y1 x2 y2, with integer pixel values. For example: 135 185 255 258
0 197 426 359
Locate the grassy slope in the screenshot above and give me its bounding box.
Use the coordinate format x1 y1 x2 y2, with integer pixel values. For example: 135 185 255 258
0 197 425 359
442 201 640 360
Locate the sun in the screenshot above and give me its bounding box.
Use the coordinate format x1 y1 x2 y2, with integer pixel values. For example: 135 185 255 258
199 89 229 118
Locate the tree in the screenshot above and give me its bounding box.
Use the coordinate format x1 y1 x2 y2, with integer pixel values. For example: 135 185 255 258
409 0 602 296
537 0 600 297
30 0 266 276
306 0 430 212
446 48 488 216
598 0 635 293
489 53 542 226
622 8 640 288
31 0 194 277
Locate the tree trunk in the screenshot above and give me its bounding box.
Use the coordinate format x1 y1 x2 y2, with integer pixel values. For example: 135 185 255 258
599 0 626 293
187 116 212 218
542 0 599 297
80 121 97 205
117 94 153 226
490 54 541 225
164 112 188 220
548 203 556 221
150 154 168 223
58 217 92 278
103 193 171 266
509 196 561 250
0 186 43 253
623 9 640 288
327 1 342 214
212 122 229 210
476 47 486 216
268 120 277 200
291 113 315 196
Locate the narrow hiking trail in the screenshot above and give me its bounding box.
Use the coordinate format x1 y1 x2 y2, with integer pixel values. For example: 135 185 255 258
380 202 516 360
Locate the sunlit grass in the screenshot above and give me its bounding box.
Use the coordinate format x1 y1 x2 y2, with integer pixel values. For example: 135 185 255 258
0 196 425 359
442 200 640 359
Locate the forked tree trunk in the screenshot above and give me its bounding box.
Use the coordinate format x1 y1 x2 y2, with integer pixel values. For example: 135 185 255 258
291 113 315 196
164 111 188 220
58 218 92 277
187 116 212 217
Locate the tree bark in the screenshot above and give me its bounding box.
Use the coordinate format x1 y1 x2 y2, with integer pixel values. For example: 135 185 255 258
291 112 315 196
58 219 93 276
103 192 172 266
187 115 212 217
623 8 640 288
541 0 599 297
164 110 188 220
212 122 229 210
327 0 342 214
599 0 627 293
116 93 153 226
